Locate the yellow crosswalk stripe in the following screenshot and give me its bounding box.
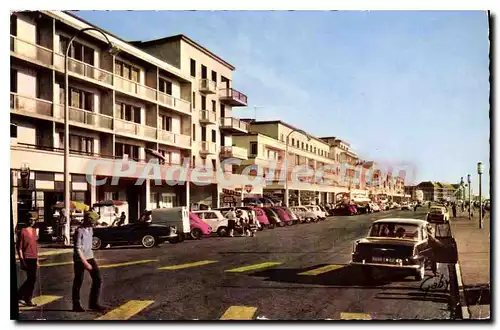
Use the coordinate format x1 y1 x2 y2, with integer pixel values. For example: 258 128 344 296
225 262 282 273
95 300 154 320
158 260 218 270
38 250 73 257
298 264 344 276
100 259 158 269
220 306 257 320
19 295 62 311
340 312 372 320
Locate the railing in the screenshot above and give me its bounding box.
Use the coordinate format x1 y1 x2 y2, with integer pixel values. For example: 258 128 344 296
220 146 248 159
199 110 217 123
158 130 191 148
115 118 157 139
115 76 157 101
158 91 192 114
53 54 113 85
11 93 53 117
200 141 217 154
68 107 113 130
10 35 52 66
220 117 248 131
199 79 217 92
219 88 248 104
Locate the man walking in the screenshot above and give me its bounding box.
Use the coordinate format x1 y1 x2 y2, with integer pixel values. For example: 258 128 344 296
17 212 39 307
72 212 105 312
226 208 236 237
452 203 457 218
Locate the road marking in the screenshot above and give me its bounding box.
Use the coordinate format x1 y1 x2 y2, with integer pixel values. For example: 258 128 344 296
340 312 372 320
225 262 282 273
39 258 105 267
95 300 154 320
298 264 344 276
19 295 62 311
158 260 218 270
99 259 158 269
38 249 73 257
220 306 257 320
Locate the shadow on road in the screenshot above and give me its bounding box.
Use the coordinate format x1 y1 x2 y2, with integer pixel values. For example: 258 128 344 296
464 283 490 306
376 291 449 304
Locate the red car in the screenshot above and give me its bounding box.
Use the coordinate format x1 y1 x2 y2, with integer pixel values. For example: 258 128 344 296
272 207 292 226
189 212 212 240
247 207 272 229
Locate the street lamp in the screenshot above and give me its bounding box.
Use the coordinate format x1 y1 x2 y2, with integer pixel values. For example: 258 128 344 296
63 28 117 245
284 129 311 207
477 162 484 229
467 174 471 220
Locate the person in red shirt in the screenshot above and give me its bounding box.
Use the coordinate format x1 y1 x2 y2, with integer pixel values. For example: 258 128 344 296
16 212 39 307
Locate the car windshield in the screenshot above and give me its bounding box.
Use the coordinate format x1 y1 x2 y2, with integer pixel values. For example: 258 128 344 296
369 222 420 240
430 207 444 214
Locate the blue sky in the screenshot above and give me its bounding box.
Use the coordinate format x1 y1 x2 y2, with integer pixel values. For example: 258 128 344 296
73 10 490 197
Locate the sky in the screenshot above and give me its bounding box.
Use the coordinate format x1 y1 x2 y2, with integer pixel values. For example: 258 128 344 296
73 10 491 197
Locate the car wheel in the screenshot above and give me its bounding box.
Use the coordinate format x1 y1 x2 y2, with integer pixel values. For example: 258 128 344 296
305 218 312 223
278 222 285 227
320 217 326 221
415 263 425 281
92 236 103 250
217 226 228 237
190 228 202 240
267 223 275 229
286 221 293 226
141 235 156 248
258 224 264 231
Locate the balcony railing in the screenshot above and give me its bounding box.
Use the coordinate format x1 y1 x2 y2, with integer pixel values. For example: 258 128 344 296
220 117 248 132
68 107 113 130
115 119 157 139
218 88 248 106
199 141 217 154
158 130 191 148
199 110 218 124
53 54 114 86
10 35 52 66
220 146 248 160
11 93 53 117
199 79 217 94
115 76 157 101
157 91 192 114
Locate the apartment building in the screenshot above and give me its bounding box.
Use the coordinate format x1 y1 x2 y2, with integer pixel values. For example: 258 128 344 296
132 34 249 208
10 11 194 226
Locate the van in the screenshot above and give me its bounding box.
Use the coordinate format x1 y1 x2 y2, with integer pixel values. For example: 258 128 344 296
151 207 190 241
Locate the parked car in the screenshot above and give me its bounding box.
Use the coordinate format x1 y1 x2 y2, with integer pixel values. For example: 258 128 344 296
356 203 371 214
370 203 380 212
250 207 273 229
426 206 450 224
351 218 432 281
192 210 229 237
281 206 300 225
331 204 356 216
401 202 411 211
304 205 326 220
290 206 317 223
272 207 292 226
189 212 212 240
262 207 282 227
91 208 183 249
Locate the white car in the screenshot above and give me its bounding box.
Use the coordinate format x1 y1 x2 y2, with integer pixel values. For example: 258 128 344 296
304 205 326 220
370 203 380 212
192 210 229 237
290 206 317 223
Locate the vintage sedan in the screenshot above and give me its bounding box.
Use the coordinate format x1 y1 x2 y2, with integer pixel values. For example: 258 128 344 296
351 218 432 281
426 206 450 223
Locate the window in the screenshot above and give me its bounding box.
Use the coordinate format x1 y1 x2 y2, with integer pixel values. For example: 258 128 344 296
211 130 216 143
221 134 225 146
158 149 172 165
211 159 216 170
201 126 207 141
220 104 225 117
159 115 172 131
301 142 304 149
291 138 295 147
192 156 196 167
295 155 300 165
211 70 217 83
115 60 140 82
314 147 317 153
116 102 141 123
70 88 93 111
212 100 216 112
192 92 196 109
190 59 196 77
280 134 284 142
250 142 258 156
10 69 17 93
10 15 17 36
159 78 172 95
60 36 95 65
201 96 206 110
192 124 196 141
59 133 94 154
115 142 140 160
201 65 207 79
221 75 230 89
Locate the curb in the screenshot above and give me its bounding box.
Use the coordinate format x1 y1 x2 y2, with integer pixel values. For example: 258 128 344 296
454 261 470 319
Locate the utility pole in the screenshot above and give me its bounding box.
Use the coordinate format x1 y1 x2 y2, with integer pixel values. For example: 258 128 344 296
477 162 483 229
467 174 471 220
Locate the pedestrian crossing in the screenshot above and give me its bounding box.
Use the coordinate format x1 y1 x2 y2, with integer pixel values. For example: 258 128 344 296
96 300 154 320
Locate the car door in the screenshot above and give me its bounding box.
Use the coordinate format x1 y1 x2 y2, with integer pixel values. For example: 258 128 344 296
200 211 219 232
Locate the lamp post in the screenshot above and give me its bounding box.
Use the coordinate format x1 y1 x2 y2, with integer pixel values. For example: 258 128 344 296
477 162 483 229
63 28 117 244
284 129 311 207
467 174 471 220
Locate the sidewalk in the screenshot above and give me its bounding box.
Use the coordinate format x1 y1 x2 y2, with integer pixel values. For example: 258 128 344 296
449 211 491 320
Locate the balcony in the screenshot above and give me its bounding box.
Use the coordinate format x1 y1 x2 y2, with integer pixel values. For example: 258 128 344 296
220 146 248 160
54 55 113 86
67 107 113 131
199 141 217 155
199 110 218 125
158 130 191 149
115 119 157 140
10 35 52 67
157 92 191 116
219 117 248 133
115 76 157 102
218 88 248 107
11 93 53 118
199 79 217 94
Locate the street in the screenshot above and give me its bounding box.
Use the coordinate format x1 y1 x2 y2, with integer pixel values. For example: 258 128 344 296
16 209 452 320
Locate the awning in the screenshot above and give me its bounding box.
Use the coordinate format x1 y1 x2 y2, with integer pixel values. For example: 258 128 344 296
145 148 167 162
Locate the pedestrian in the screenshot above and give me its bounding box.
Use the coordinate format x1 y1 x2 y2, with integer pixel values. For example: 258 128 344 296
452 203 457 218
112 212 126 227
482 203 487 219
226 208 236 237
72 212 105 312
17 212 39 307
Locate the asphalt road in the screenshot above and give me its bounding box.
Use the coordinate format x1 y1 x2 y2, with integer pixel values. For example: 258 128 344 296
15 208 452 320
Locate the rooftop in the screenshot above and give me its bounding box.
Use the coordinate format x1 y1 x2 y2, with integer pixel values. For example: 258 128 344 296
247 120 331 146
